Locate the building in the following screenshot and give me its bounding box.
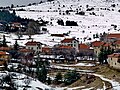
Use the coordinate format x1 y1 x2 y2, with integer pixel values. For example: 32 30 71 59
19 48 33 54
78 43 94 60
42 46 52 54
91 41 104 57
0 47 11 52
61 38 79 51
25 41 42 54
10 22 21 29
115 40 120 49
103 33 120 43
0 21 7 31
108 53 120 69
52 45 76 61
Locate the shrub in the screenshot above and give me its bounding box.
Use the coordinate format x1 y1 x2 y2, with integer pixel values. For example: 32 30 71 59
66 21 78 26
57 19 64 26
54 72 63 84
76 11 85 15
64 70 80 85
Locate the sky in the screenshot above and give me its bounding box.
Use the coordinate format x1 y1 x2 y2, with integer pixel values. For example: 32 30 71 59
0 0 41 7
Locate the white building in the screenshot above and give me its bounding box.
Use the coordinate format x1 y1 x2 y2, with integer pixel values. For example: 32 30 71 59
25 41 42 54
108 53 120 69
61 38 79 51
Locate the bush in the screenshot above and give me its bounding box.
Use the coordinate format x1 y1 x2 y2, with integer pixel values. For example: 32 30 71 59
64 70 80 85
86 7 94 11
57 19 64 26
55 72 62 84
118 9 120 12
76 11 85 15
0 10 20 22
66 21 78 26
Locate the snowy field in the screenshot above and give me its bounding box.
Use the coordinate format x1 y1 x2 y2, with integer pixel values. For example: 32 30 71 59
7 0 120 47
0 71 52 90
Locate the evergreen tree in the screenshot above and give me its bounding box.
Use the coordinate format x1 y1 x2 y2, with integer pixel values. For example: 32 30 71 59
38 65 47 83
11 4 14 8
14 40 19 50
55 72 62 83
98 46 114 64
98 47 105 64
64 70 80 85
47 77 51 85
13 10 16 15
2 35 7 47
96 33 99 38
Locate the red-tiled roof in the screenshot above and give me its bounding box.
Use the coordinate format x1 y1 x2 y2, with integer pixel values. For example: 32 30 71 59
115 40 120 44
0 51 9 55
79 44 90 49
103 43 111 47
61 38 77 43
92 41 104 47
25 41 40 46
107 33 120 38
19 49 33 53
59 45 73 49
42 47 51 52
0 47 11 51
108 53 120 58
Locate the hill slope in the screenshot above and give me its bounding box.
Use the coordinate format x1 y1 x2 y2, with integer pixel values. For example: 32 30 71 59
6 0 120 46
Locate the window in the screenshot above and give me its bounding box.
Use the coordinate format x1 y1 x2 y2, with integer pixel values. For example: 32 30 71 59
31 47 33 50
96 51 97 54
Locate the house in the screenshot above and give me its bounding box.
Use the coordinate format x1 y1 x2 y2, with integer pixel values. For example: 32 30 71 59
42 46 52 54
91 41 104 57
115 40 120 49
103 42 114 50
78 43 94 60
9 22 27 32
53 45 76 54
108 53 120 69
103 33 120 43
19 48 33 54
0 47 11 52
0 51 10 65
0 21 7 31
25 41 42 54
52 45 76 61
61 38 79 51
10 22 21 29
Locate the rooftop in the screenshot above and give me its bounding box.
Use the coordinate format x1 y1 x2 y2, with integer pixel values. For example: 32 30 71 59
108 53 120 58
61 38 78 43
92 41 104 47
19 48 33 53
59 45 74 49
25 41 41 46
107 33 120 39
0 47 11 51
0 51 9 55
79 44 90 49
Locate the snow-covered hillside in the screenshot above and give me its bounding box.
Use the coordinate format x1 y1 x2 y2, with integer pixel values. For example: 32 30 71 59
9 0 120 46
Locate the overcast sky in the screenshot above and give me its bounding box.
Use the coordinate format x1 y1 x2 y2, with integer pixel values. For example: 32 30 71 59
0 0 41 7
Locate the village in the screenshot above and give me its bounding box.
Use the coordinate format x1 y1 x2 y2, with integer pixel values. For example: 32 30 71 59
1 0 120 89
0 28 119 89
